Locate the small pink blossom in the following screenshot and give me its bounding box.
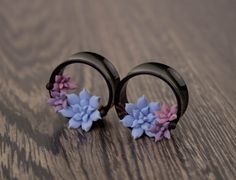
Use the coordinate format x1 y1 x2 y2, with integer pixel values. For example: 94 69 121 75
52 75 77 92
149 103 177 141
155 103 177 124
48 91 68 112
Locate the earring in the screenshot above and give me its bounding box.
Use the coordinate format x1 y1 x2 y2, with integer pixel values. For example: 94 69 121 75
46 51 120 132
115 62 188 141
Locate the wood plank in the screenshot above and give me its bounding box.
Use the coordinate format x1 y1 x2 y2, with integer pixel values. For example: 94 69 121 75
0 0 235 179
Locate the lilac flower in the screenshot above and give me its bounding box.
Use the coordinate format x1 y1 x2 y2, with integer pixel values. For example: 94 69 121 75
59 89 101 132
149 103 177 141
47 91 68 112
52 75 77 92
121 96 161 139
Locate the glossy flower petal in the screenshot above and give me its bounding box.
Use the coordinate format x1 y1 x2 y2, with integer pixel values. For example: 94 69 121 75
68 118 82 128
149 102 161 113
59 108 75 117
89 110 101 121
132 128 144 139
125 103 137 114
89 96 100 109
79 89 91 100
82 121 93 132
141 122 150 130
164 130 171 139
137 96 149 109
67 94 80 105
145 130 156 137
121 115 134 127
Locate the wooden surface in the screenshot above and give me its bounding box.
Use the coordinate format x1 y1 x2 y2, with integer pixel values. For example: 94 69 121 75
0 0 236 179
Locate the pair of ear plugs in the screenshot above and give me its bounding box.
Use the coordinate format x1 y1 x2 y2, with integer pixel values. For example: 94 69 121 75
46 52 188 142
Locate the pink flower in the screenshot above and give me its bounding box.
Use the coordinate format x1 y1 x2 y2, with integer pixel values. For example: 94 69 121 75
155 103 177 124
48 91 68 112
149 103 177 141
52 75 77 92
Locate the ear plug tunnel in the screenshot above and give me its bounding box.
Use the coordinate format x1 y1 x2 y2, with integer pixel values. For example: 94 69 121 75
115 62 188 141
46 52 120 132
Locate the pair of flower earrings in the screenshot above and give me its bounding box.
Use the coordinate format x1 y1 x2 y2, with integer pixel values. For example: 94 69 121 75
46 52 189 142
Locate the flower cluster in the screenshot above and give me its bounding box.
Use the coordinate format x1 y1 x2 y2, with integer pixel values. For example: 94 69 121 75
121 96 160 139
121 96 177 142
149 103 177 141
48 91 68 112
53 75 77 92
48 75 101 132
48 75 77 111
59 89 101 131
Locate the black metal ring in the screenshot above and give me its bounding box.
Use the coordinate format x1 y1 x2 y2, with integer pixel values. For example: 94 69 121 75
115 62 189 129
46 51 120 117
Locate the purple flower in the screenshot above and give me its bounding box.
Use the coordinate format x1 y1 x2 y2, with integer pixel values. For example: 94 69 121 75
121 96 161 139
149 103 177 141
52 75 77 92
59 89 101 132
47 91 68 112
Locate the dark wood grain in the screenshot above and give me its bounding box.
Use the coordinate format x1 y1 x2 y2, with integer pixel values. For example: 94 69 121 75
0 0 235 179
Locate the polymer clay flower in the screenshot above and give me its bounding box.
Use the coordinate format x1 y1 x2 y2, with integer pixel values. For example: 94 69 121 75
121 96 161 139
59 89 101 132
149 103 177 141
52 75 77 92
47 91 68 112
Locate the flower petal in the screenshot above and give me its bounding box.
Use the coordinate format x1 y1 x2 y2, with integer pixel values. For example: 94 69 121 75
141 106 149 115
79 89 91 100
170 105 177 114
145 130 156 137
89 110 101 121
62 100 67 108
52 84 59 91
48 98 56 105
132 128 144 139
159 118 169 124
55 75 61 82
149 102 161 113
59 107 75 117
137 96 149 109
147 113 156 122
54 105 62 112
67 94 80 105
125 103 137 114
121 115 134 127
80 99 89 107
132 109 140 119
68 81 77 89
89 96 100 109
162 103 169 114
82 114 89 121
87 106 95 113
72 104 81 112
155 131 163 142
51 91 60 97
82 120 93 132
68 118 82 128
169 114 177 121
131 120 139 128
60 83 64 89
141 122 150 130
164 130 171 139
73 113 82 121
